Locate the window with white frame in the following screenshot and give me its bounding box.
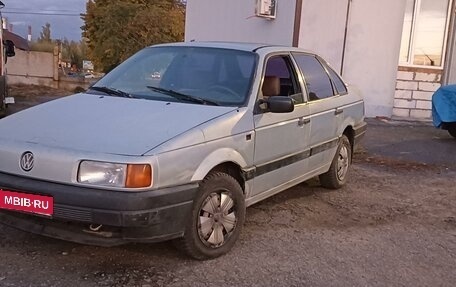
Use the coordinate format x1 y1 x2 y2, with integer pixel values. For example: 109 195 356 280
399 0 452 68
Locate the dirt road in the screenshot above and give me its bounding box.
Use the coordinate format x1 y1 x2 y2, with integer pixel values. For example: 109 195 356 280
0 86 455 286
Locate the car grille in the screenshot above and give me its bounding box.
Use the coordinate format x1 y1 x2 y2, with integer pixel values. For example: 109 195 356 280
54 205 93 222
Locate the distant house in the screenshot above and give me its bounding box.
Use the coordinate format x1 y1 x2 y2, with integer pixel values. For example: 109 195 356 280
185 0 455 120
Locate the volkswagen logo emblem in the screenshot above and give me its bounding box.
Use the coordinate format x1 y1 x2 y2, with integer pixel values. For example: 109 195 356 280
20 151 34 172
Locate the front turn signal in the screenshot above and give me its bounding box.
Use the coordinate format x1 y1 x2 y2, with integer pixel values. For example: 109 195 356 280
126 164 152 188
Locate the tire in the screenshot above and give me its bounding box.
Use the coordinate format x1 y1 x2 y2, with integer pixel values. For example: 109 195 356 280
319 135 352 189
0 105 6 118
176 172 245 260
448 123 456 138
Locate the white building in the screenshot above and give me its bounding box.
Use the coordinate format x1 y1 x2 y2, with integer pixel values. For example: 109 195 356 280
185 0 455 119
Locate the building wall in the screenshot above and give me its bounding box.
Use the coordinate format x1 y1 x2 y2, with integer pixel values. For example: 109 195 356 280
298 0 406 118
185 0 296 45
444 4 456 85
298 0 348 73
185 0 407 118
393 68 441 119
445 37 456 85
393 0 454 120
341 0 406 118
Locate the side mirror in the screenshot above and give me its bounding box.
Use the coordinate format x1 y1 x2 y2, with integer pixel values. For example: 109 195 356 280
261 96 294 113
5 40 15 57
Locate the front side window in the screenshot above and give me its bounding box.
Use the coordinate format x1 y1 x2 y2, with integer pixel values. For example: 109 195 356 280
92 47 257 106
261 55 303 104
399 0 451 67
292 54 334 101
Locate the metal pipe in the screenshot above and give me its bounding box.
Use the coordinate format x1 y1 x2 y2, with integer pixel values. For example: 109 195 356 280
340 0 352 76
443 1 456 84
292 0 303 47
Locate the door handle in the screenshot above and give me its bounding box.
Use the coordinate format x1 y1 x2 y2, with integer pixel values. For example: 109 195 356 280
335 108 344 115
298 117 311 126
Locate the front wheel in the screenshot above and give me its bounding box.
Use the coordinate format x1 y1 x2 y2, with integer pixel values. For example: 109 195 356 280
176 172 245 260
319 135 352 189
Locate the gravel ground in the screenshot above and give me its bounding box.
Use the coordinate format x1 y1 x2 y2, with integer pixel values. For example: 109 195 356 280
0 86 455 287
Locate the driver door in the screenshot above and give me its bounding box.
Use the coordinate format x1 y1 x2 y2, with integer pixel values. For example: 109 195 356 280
252 54 311 197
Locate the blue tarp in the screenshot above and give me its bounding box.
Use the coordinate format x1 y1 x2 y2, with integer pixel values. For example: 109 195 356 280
432 84 456 127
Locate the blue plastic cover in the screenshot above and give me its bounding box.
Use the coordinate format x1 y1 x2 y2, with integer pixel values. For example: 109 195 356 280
432 84 456 127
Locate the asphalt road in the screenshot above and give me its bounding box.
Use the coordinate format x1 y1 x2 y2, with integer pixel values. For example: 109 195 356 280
364 118 455 169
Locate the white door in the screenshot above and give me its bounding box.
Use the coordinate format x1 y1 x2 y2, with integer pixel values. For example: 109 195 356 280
252 54 311 197
292 53 343 171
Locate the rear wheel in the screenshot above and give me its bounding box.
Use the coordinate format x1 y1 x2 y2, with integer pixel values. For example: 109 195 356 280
176 172 245 260
319 135 352 189
447 123 456 138
0 105 6 118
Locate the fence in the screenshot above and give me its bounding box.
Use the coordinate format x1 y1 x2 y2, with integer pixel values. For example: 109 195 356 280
6 47 91 91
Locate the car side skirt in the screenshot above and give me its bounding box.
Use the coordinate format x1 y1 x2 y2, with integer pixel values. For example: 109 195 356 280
245 162 331 207
243 137 339 181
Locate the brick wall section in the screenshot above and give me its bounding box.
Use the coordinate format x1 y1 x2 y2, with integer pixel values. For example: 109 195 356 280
393 68 442 119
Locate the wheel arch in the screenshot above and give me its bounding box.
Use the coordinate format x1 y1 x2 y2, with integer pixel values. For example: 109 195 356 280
210 162 245 193
342 125 355 162
191 148 247 193
343 125 355 147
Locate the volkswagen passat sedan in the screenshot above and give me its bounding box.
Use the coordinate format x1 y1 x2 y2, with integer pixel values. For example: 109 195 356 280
0 42 366 259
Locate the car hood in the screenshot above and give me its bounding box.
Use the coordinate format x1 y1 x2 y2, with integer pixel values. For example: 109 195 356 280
0 93 237 156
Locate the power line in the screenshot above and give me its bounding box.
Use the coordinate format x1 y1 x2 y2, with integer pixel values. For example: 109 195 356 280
5 8 81 13
3 11 82 16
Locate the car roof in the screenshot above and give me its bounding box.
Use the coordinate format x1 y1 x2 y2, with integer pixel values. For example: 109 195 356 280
152 41 314 54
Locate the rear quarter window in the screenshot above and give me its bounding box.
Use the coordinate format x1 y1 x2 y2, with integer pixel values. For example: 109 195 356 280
322 61 348 95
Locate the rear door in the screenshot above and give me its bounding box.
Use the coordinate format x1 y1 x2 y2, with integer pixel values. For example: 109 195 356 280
292 53 343 172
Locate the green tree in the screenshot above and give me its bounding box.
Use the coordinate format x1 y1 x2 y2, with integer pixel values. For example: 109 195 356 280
61 38 89 69
38 22 52 43
29 41 54 52
82 0 185 72
28 21 88 69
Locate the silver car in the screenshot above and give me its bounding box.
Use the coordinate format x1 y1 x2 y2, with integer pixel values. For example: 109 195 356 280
0 42 366 259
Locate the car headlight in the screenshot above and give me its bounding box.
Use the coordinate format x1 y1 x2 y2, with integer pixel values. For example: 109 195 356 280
77 161 152 188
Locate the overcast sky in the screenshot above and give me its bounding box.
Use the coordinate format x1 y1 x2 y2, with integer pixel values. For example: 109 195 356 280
2 0 86 41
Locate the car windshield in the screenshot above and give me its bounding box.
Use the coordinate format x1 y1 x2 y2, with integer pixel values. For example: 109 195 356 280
91 46 257 106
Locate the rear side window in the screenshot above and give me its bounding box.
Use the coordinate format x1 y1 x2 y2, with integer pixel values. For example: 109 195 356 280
292 53 334 101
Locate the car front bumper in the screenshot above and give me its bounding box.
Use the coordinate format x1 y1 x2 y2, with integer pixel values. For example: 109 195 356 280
0 171 198 246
